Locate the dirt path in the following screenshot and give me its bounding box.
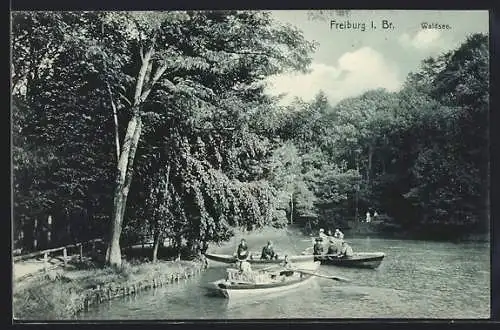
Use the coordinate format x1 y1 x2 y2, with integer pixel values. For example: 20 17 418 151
13 256 72 281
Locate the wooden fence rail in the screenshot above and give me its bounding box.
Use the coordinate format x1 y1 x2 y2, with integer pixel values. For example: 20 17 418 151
13 238 104 263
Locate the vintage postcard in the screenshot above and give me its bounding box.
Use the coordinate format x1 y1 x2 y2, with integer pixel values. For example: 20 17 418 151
11 9 490 320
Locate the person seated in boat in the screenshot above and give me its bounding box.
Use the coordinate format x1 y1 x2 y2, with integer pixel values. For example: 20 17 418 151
237 259 257 282
261 241 277 260
334 228 344 240
278 255 295 277
313 237 324 261
318 228 328 240
235 238 249 261
337 240 354 258
280 255 293 269
239 259 252 273
327 236 340 255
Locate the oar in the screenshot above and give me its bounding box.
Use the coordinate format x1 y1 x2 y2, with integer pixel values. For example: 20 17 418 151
293 268 351 282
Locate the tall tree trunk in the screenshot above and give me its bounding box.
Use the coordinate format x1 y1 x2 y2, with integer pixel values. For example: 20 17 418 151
106 115 143 266
105 40 169 266
151 163 171 262
152 230 162 263
106 82 121 161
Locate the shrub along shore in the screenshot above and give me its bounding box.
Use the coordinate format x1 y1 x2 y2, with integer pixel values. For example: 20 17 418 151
13 256 208 320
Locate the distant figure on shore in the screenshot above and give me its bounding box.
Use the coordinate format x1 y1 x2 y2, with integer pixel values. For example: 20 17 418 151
374 211 379 219
334 228 344 240
261 240 277 260
338 241 354 258
235 238 249 261
366 211 371 223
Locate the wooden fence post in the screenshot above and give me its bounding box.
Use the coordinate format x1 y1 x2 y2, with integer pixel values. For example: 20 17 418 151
63 247 67 267
79 243 83 261
47 215 52 247
33 218 38 250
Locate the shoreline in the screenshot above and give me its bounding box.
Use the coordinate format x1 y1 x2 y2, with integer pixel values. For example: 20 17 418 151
13 258 207 320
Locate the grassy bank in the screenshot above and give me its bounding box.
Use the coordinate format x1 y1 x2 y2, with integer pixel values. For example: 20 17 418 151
13 257 206 320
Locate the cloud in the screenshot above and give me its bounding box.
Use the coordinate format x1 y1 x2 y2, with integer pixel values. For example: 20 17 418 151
399 29 445 50
265 47 401 105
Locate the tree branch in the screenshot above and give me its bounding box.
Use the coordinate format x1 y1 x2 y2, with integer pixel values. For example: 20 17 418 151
116 115 140 184
122 118 143 196
106 81 121 161
133 45 154 107
119 93 132 106
143 60 153 90
139 62 168 102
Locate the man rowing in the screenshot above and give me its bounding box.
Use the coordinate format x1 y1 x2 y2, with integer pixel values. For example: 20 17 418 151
278 255 295 277
261 240 277 260
327 236 341 255
226 258 255 283
235 238 249 261
337 240 354 258
313 237 324 261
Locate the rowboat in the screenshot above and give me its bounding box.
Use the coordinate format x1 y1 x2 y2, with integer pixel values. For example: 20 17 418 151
301 244 385 269
204 261 321 299
314 252 385 269
204 252 315 269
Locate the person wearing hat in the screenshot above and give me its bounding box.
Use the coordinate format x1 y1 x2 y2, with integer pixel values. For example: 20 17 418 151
279 255 296 277
334 228 344 240
235 238 249 261
261 240 277 260
318 228 328 240
236 258 256 282
327 236 341 255
337 240 354 258
313 237 324 261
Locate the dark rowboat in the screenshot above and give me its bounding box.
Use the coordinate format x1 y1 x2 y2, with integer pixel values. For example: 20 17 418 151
204 261 321 299
204 252 314 268
315 252 385 269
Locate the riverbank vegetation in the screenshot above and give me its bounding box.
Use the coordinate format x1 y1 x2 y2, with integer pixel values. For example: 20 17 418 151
13 254 205 320
12 11 489 268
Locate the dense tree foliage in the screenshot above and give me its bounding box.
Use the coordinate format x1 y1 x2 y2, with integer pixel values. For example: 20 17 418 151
11 11 315 262
12 9 488 262
270 34 489 238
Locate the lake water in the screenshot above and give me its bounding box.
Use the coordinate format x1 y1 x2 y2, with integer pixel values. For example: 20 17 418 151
78 229 490 319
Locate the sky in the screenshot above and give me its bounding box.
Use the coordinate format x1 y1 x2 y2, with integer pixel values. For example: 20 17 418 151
265 10 489 105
